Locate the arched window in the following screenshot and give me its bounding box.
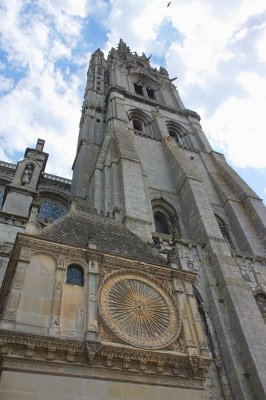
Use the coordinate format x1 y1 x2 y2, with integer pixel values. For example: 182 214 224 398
38 198 66 222
166 121 192 147
215 215 235 250
133 119 143 131
154 211 169 234
169 130 179 142
128 109 155 137
66 264 84 286
255 293 266 323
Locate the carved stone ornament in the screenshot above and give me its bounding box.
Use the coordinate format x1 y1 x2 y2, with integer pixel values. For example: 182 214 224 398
98 271 181 349
85 341 102 361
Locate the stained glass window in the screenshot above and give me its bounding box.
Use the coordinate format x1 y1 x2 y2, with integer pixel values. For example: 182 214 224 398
38 199 66 222
66 264 84 286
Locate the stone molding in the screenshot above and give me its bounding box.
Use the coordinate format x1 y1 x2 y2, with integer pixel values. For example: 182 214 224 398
0 329 211 388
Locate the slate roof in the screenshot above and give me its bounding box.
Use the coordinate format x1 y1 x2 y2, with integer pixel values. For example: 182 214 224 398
39 210 167 266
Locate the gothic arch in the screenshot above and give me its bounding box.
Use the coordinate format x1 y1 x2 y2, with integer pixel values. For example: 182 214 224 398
151 198 180 236
165 121 191 147
128 109 155 136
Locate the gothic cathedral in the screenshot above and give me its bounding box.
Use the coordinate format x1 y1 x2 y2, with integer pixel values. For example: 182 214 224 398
0 40 265 400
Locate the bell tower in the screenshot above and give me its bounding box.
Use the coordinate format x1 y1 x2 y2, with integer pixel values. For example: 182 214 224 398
70 40 266 399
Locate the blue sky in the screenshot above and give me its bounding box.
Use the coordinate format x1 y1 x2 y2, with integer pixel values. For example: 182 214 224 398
0 0 265 203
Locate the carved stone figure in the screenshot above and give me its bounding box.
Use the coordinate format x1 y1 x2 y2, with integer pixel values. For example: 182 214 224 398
21 163 34 185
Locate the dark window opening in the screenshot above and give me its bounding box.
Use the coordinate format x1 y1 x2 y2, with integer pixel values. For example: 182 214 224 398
154 211 169 234
147 87 155 99
216 215 235 250
66 264 84 286
133 119 143 131
134 83 144 96
169 130 179 142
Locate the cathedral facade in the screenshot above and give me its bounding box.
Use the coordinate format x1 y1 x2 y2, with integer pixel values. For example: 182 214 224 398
0 40 265 399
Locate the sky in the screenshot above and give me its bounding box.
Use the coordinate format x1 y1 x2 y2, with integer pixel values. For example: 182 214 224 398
0 0 265 203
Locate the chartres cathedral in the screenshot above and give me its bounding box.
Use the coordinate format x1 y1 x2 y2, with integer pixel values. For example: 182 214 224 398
0 40 265 400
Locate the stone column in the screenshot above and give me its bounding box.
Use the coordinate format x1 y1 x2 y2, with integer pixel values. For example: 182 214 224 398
86 259 99 342
49 255 65 336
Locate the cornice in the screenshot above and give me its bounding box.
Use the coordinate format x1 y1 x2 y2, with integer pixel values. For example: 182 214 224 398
0 329 211 388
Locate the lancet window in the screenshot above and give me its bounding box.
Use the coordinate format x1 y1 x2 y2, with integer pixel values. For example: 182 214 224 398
215 215 235 250
152 199 181 238
154 211 169 234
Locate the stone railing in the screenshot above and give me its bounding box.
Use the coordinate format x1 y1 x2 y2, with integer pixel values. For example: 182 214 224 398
0 161 16 170
43 173 72 185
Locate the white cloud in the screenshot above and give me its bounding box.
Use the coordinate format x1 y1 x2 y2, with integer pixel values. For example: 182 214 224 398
0 76 14 92
256 27 266 62
202 72 266 168
0 0 95 176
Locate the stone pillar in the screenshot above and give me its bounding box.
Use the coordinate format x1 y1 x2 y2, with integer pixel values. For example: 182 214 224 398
49 255 65 336
86 259 99 342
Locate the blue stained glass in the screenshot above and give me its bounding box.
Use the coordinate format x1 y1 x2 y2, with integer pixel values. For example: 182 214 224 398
0 190 4 209
38 199 66 222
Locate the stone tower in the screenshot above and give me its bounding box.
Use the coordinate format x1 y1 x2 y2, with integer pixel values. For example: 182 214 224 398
0 40 265 400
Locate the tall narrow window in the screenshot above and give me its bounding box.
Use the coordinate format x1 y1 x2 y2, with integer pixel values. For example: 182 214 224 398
154 211 169 234
216 215 235 249
133 119 143 131
255 293 266 323
146 87 155 99
134 83 144 96
66 264 84 286
0 189 4 209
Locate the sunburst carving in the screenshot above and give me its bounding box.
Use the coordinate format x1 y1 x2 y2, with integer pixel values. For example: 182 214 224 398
99 271 180 349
